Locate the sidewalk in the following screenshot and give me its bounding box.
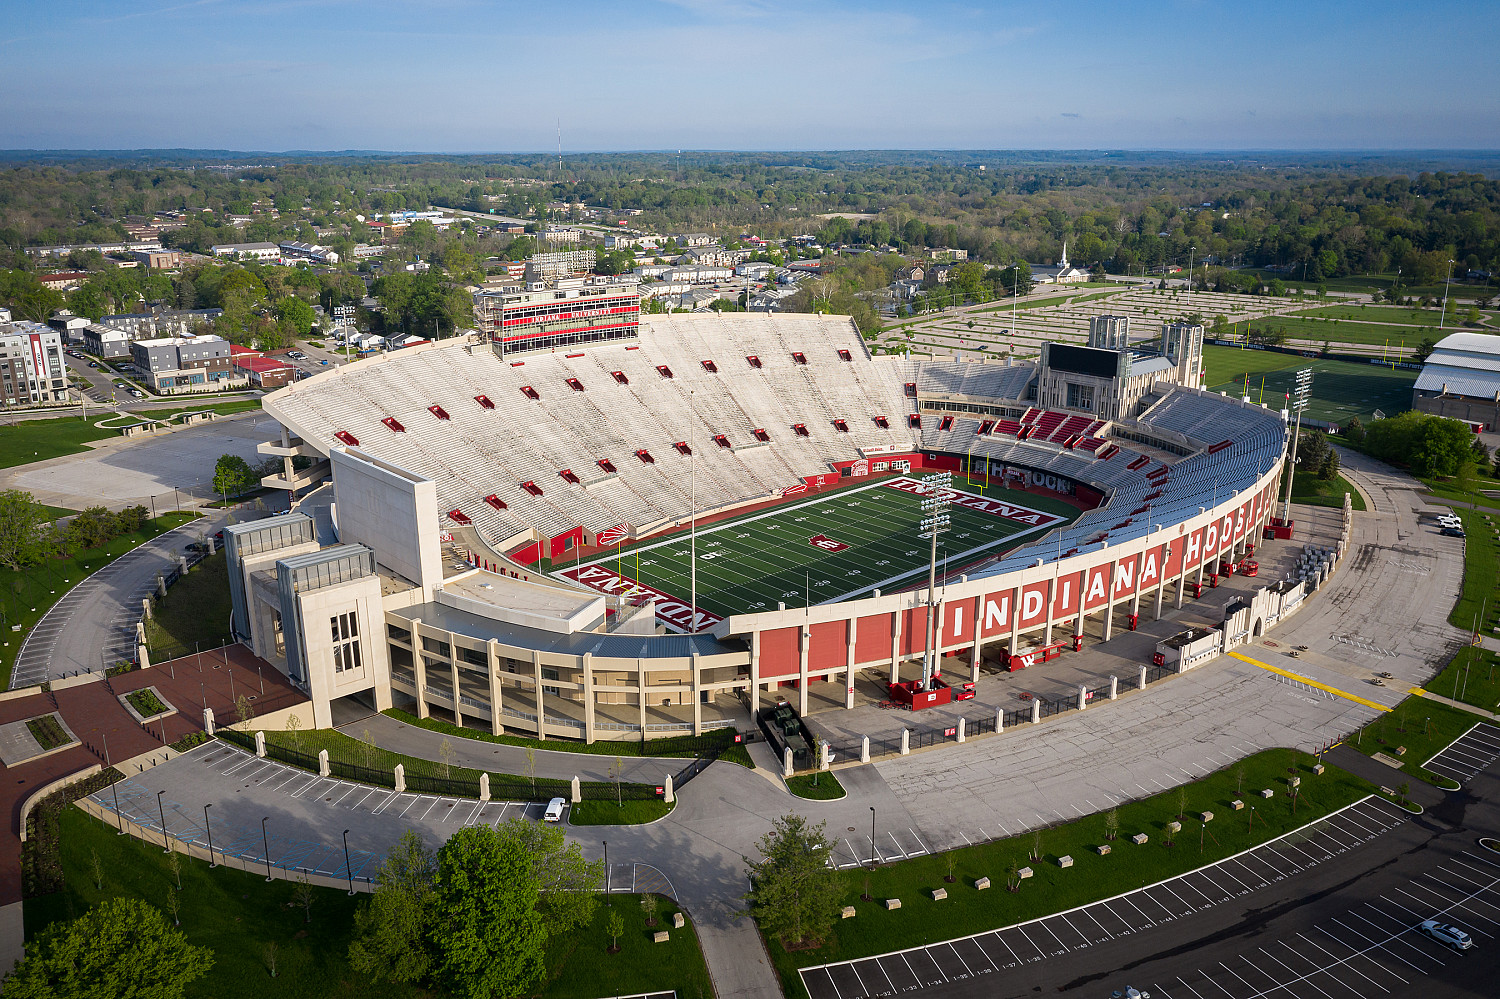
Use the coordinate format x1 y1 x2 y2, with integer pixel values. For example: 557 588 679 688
1410 685 1500 721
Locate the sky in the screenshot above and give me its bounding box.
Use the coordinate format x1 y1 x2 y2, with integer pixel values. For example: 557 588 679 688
2 0 1497 153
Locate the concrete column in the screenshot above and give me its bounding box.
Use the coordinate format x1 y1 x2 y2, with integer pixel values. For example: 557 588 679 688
531 650 546 741
1074 569 1087 638
1175 567 1186 609
201 707 215 735
1043 575 1056 645
412 619 429 721
1102 558 1119 641
449 657 463 730
479 773 490 802
846 620 858 710
1109 674 1118 700
142 596 152 620
582 653 597 744
797 627 810 717
1030 698 1040 724
819 741 831 770
783 747 794 777
1155 572 1166 619
571 776 581 803
487 640 505 736
860 735 870 763
690 652 702 736
748 632 761 727
969 595 983 685
995 705 1004 733
1077 684 1088 711
1138 664 1148 690
664 774 675 803
900 728 910 755
957 717 966 743
254 731 266 757
637 658 648 735
1008 584 1022 655
394 764 406 792
318 749 330 777
890 609 902 685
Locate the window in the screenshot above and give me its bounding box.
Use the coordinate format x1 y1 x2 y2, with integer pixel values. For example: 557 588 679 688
330 612 363 674
1066 383 1095 411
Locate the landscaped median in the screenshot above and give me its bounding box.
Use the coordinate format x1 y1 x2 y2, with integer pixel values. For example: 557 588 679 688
760 748 1375 999
1348 689 1484 787
220 727 672 819
383 705 755 767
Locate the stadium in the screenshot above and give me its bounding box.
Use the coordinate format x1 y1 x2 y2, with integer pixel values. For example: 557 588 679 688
228 282 1289 744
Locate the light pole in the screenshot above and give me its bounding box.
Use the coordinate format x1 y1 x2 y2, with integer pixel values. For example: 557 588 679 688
919 472 952 690
342 829 355 895
157 789 170 853
262 816 273 882
1280 368 1312 522
204 804 215 867
869 806 877 868
1188 245 1195 297
603 840 610 900
1440 259 1455 329
689 388 697 632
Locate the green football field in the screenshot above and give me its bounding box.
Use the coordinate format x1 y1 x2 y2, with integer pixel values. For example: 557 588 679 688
555 476 1081 629
1202 345 1416 424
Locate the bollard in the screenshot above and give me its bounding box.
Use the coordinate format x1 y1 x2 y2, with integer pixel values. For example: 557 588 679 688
479 773 490 802
201 706 215 736
1077 684 1088 711
394 764 406 792
1138 664 1148 690
819 742 830 771
957 717 966 743
254 731 266 758
142 596 153 621
783 747 794 777
1030 698 1040 724
995 705 1004 733
1109 675 1118 700
900 728 910 755
860 735 870 764
318 749 330 777
664 774 675 804
571 775 581 803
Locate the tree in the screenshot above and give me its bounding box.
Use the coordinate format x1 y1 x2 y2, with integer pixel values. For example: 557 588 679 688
4 897 213 999
428 825 547 999
605 910 624 953
1340 416 1366 445
292 873 316 924
1104 808 1119 841
491 817 604 934
0 490 58 573
213 454 255 502
275 296 317 337
1414 336 1439 362
640 893 658 927
349 830 437 984
743 814 842 948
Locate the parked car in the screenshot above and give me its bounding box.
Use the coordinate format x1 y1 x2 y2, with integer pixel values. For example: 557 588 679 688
1441 526 1465 538
1419 920 1475 950
543 797 567 822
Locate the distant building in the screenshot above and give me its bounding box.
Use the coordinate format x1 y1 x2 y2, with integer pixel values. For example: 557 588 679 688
279 242 340 265
524 249 595 282
672 233 715 247
100 308 222 341
47 312 91 342
82 323 133 358
37 272 90 291
1412 332 1500 429
232 349 297 389
472 275 640 355
133 248 184 269
0 322 67 407
129 335 241 393
211 242 281 262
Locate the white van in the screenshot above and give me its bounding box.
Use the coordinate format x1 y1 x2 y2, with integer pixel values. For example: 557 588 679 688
543 797 567 822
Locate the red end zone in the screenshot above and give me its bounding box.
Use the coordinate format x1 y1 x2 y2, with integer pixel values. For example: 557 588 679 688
558 564 723 632
884 477 1067 528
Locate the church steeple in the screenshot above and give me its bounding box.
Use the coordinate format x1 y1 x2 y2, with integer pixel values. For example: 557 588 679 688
1059 241 1069 268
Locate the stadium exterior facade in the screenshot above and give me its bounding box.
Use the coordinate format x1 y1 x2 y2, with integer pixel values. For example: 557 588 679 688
243 312 1288 741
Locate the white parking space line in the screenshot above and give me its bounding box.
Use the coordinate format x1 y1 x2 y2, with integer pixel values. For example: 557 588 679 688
1295 932 1391 993
1176 975 1209 999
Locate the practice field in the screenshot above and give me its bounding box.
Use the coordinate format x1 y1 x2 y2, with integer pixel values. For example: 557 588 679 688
557 476 1081 631
1202 345 1416 424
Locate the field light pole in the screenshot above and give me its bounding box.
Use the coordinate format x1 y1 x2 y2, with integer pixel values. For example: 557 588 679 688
689 388 697 632
1280 368 1312 522
919 472 952 690
1440 259 1455 329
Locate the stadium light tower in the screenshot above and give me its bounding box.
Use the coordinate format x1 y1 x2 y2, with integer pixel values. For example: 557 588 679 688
1280 368 1313 522
689 388 697 632
918 471 952 690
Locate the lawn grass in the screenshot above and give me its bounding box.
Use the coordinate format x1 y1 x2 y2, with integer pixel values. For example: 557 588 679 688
1289 469 1366 511
569 799 675 825
125 688 169 717
143 551 235 660
1448 508 1497 631
0 511 200 688
1294 304 1495 328
0 401 264 470
1348 694 1481 787
1428 646 1500 713
1201 346 1415 424
26 714 70 750
30 807 711 999
786 772 846 800
763 748 1372 997
384 707 754 767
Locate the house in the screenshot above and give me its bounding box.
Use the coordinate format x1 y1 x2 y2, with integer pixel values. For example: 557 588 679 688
924 247 968 262
47 312 91 342
38 272 90 291
687 246 750 269
231 349 296 389
82 323 134 358
672 233 715 247
211 242 281 262
896 263 926 283
928 263 958 285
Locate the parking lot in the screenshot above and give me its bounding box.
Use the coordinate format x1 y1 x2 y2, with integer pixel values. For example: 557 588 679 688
1148 849 1498 999
801 796 1410 999
90 741 679 897
1421 722 1500 787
